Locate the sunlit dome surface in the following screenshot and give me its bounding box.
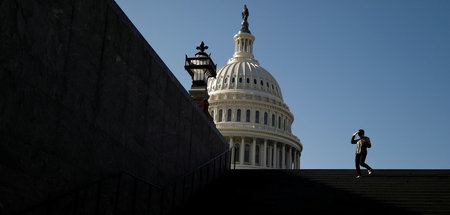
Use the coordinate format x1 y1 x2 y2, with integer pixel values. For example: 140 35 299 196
208 60 283 101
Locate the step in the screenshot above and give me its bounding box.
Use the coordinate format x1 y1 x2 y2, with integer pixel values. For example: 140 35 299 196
172 169 450 215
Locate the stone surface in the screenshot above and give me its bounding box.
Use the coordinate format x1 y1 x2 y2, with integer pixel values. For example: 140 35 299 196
0 0 227 214
176 170 450 215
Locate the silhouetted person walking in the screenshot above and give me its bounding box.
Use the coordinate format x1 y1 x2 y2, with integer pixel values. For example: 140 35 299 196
351 129 374 178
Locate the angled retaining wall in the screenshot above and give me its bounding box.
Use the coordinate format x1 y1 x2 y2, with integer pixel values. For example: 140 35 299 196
0 0 227 213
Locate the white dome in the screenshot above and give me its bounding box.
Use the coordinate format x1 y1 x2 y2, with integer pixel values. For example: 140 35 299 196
207 60 283 101
206 6 302 169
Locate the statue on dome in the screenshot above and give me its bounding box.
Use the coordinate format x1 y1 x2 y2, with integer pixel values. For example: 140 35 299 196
240 5 251 33
242 5 249 22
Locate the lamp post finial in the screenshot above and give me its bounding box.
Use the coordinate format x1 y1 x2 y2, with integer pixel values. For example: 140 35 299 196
196 41 208 53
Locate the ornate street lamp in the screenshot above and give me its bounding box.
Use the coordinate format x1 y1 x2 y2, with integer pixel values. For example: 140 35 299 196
185 41 217 119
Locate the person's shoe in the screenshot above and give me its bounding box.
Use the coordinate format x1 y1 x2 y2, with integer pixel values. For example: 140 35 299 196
368 169 374 175
356 175 361 179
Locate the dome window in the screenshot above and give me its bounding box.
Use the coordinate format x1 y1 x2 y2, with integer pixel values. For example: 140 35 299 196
264 112 268 125
247 78 250 83
272 84 274 89
278 116 281 129
239 77 242 83
254 79 257 84
255 111 260 123
266 82 269 87
237 109 241 122
260 80 263 86
272 114 275 126
232 77 235 83
227 109 232 121
246 110 251 122
218 109 223 122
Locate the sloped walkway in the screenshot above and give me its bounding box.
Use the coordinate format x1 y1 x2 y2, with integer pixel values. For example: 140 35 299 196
173 169 450 215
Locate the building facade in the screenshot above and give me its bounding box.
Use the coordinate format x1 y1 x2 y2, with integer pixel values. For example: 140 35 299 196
207 6 303 169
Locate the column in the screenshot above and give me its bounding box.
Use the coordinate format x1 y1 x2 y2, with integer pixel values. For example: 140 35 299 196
288 146 292 169
262 139 267 168
273 143 277 169
240 137 245 165
247 39 249 52
268 145 272 168
230 137 235 164
282 144 286 169
251 138 256 166
244 39 248 52
238 40 241 52
294 150 297 169
298 152 301 169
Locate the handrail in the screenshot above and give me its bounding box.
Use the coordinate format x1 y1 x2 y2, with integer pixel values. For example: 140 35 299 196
15 171 162 215
176 145 237 183
15 145 236 215
123 171 163 189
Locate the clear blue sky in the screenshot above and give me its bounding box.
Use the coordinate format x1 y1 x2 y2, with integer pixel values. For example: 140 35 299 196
115 0 450 169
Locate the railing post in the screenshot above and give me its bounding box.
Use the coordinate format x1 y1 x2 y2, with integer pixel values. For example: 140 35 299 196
227 151 229 170
181 176 186 204
147 185 152 215
199 166 202 191
72 190 79 215
113 173 122 215
219 153 222 175
208 164 211 184
95 180 103 214
46 201 52 215
191 171 196 196
213 159 216 179
159 188 164 215
132 177 138 215
172 181 177 211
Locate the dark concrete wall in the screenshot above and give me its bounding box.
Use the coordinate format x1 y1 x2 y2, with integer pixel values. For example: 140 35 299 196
0 0 227 213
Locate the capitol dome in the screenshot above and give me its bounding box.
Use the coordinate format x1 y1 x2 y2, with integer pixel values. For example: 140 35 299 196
208 60 284 101
207 5 303 169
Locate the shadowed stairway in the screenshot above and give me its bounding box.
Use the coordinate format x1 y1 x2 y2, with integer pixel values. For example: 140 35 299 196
173 169 450 215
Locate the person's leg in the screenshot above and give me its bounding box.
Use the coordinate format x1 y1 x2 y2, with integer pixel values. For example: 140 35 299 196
355 154 361 176
360 152 373 171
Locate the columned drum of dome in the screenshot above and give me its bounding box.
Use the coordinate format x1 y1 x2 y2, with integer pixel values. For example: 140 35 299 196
207 5 303 169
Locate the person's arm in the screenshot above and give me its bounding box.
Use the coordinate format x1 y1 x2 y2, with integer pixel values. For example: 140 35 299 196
366 137 371 148
351 131 358 144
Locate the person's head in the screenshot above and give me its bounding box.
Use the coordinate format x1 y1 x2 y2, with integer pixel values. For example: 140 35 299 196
358 129 365 137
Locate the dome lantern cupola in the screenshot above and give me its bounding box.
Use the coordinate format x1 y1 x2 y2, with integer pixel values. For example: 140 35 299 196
229 4 257 64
